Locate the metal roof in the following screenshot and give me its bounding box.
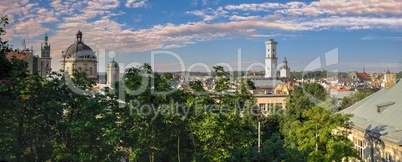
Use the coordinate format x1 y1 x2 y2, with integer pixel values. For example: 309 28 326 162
251 78 283 89
341 80 402 145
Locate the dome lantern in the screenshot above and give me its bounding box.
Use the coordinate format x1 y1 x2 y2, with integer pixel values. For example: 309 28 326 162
76 30 83 42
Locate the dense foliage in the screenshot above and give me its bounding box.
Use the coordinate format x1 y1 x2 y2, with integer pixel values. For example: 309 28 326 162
339 91 373 111
281 83 359 161
397 71 402 79
290 70 348 79
0 16 360 161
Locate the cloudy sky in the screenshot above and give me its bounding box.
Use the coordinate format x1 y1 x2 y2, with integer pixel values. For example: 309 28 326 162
2 0 402 73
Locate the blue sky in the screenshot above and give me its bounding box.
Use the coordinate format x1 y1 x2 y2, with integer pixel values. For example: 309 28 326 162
2 0 402 73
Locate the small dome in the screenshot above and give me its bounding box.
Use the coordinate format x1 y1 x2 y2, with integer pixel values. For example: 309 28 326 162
108 60 119 68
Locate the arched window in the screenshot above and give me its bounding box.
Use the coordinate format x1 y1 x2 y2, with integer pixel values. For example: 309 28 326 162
90 67 93 75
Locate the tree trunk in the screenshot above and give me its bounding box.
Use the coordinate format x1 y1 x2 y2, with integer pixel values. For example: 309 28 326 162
177 130 181 162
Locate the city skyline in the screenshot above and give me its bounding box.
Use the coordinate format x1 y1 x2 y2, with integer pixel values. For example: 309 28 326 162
1 0 402 73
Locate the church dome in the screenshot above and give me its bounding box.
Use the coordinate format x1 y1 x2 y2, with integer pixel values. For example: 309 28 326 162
64 30 96 59
108 60 119 68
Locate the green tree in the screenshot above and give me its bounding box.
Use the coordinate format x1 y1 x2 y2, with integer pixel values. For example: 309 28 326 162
119 63 195 161
51 70 123 161
281 83 359 161
339 91 373 110
0 66 124 161
397 71 402 79
213 65 230 92
190 66 256 161
287 106 358 161
0 15 13 80
257 133 305 162
189 80 205 92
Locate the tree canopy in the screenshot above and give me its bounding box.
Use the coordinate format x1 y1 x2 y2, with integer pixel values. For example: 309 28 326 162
1 15 359 161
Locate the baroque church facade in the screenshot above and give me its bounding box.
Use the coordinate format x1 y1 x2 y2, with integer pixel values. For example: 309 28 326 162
60 30 98 80
59 30 120 86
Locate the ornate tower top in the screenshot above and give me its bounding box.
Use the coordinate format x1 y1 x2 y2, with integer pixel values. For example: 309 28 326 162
41 33 50 50
44 32 48 45
76 30 83 42
282 57 289 69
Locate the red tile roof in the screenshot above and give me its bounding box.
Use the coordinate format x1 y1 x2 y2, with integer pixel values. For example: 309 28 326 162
357 72 371 80
6 51 31 61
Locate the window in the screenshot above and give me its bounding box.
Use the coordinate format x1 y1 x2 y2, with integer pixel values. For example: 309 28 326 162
353 137 364 159
259 104 266 112
268 103 274 113
90 67 93 75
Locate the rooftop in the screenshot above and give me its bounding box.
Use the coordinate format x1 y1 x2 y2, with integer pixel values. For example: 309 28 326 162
341 79 402 145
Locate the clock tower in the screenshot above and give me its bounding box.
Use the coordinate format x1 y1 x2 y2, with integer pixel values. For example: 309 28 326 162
265 39 278 78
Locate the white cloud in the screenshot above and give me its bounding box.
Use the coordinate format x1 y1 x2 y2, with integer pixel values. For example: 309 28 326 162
186 7 227 21
300 16 402 30
13 20 49 38
225 0 402 16
125 0 147 8
225 2 285 12
361 35 402 41
87 0 120 10
229 15 260 21
164 44 187 49
3 0 402 71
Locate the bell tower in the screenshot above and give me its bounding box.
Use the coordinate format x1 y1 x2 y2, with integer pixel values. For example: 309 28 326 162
265 39 278 78
280 57 290 78
107 59 120 89
40 33 52 76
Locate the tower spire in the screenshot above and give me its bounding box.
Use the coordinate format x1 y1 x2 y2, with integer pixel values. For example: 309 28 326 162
44 32 48 45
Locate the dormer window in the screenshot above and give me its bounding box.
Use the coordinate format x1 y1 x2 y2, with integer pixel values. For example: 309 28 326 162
377 101 395 113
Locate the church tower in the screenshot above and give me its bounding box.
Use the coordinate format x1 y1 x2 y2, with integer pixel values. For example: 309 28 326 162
265 39 278 78
40 33 52 76
107 59 119 88
280 57 290 78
